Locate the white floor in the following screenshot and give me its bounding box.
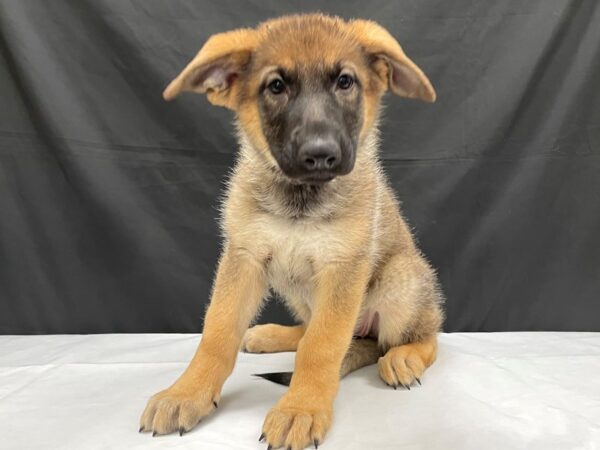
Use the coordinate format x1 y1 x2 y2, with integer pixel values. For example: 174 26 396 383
1 332 599 450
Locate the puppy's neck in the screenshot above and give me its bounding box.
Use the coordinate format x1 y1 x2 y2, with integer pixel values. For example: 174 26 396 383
232 131 379 221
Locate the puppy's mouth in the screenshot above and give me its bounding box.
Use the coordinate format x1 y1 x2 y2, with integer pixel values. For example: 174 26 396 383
298 173 336 185
279 172 336 186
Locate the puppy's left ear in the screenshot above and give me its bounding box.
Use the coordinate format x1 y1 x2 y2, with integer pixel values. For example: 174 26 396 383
162 28 258 109
350 20 436 103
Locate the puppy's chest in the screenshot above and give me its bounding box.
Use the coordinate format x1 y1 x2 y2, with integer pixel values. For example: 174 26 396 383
257 219 342 297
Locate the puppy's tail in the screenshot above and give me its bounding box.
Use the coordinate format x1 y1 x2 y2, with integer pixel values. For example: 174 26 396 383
253 338 380 386
253 371 293 386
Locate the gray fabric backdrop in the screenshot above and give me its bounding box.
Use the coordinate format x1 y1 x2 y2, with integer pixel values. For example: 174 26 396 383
1 0 599 334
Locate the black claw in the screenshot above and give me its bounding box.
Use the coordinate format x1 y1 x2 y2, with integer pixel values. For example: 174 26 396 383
267 445 273 450
152 431 158 437
138 426 144 433
259 432 266 442
213 401 218 409
392 384 398 390
179 427 185 437
287 446 292 450
404 383 411 390
314 439 320 449
416 377 422 386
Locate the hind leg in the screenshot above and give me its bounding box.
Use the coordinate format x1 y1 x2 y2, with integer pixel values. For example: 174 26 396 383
378 335 437 388
367 252 444 388
241 324 305 353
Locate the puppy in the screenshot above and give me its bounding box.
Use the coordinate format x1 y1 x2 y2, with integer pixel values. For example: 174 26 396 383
140 13 444 450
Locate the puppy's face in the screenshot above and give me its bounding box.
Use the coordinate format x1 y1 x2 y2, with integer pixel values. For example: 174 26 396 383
163 15 436 185
245 27 372 184
251 58 363 183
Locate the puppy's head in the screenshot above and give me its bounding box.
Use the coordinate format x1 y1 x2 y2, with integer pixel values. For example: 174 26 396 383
164 14 435 185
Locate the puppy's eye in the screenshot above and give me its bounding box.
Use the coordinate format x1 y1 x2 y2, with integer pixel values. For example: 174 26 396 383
267 79 285 95
337 74 354 90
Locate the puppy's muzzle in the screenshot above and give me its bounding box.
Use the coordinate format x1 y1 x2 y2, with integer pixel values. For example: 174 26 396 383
296 137 342 182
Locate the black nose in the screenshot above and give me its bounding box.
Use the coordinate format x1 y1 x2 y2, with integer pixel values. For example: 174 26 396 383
297 139 341 172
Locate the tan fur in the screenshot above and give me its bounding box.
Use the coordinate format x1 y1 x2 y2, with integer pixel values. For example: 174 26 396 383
140 14 444 449
242 324 305 353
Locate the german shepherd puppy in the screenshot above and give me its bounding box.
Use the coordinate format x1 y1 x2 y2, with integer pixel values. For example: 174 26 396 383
140 13 444 450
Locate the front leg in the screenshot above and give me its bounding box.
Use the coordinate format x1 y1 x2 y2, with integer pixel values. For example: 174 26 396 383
140 246 267 436
261 260 369 450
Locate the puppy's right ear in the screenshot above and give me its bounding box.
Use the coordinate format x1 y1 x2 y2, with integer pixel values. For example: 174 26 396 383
162 28 258 109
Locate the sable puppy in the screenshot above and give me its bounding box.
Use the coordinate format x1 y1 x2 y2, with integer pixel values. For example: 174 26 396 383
140 13 444 450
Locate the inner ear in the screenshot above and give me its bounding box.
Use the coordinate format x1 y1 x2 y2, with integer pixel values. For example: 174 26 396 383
189 59 240 93
379 54 436 103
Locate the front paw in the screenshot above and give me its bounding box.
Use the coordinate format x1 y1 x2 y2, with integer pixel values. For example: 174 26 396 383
261 399 332 450
139 383 219 436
